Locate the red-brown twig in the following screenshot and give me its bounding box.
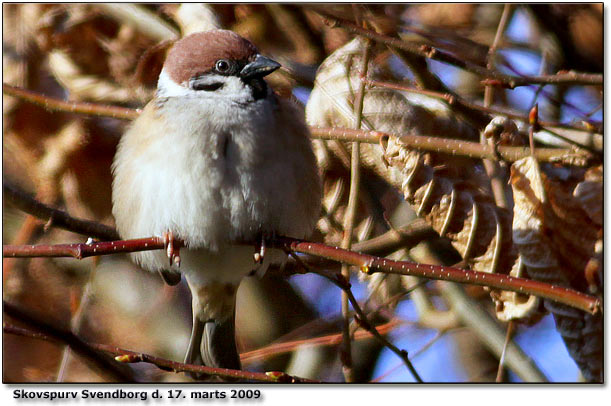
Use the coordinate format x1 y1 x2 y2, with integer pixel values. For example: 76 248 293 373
241 318 403 363
309 127 593 166
271 237 601 315
3 322 316 383
337 35 372 383
2 83 140 120
3 236 600 315
3 181 120 241
3 180 601 318
3 237 167 259
3 84 597 164
364 78 602 134
302 266 423 382
481 4 513 209
3 302 135 382
318 13 603 88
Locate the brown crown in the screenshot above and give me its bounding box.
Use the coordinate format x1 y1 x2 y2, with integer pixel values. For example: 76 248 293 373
164 30 259 85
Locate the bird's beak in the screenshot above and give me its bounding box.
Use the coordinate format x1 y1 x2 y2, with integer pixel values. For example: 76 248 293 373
240 55 281 80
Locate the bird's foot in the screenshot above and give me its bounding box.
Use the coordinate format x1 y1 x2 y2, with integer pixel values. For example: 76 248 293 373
253 234 266 265
163 230 182 267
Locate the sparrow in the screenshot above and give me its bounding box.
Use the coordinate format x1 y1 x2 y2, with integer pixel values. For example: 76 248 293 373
111 30 321 375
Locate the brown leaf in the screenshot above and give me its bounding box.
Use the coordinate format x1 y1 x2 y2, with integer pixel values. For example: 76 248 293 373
305 38 529 320
510 157 603 382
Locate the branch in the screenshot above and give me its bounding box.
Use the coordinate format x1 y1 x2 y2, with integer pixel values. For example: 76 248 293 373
3 301 135 382
481 4 514 209
337 35 372 383
4 174 600 316
303 266 422 382
2 83 139 120
318 13 603 88
351 218 436 256
3 321 317 383
3 235 600 315
310 127 593 166
112 350 317 383
365 78 602 134
4 83 596 164
241 318 403 363
3 237 166 259
7 82 599 135
272 237 601 315
3 181 120 241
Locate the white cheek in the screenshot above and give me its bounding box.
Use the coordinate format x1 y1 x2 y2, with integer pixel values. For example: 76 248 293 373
156 69 197 97
157 69 252 101
215 76 251 98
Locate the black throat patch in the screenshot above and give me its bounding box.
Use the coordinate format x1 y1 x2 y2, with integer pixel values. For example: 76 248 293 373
245 78 268 101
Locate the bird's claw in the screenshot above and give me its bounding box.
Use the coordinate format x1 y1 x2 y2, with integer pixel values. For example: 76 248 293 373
163 231 182 268
253 234 266 265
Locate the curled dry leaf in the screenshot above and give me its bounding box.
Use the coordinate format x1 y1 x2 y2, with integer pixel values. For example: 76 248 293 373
574 165 603 295
511 157 603 382
383 134 544 323
306 37 475 303
573 165 603 226
306 37 538 322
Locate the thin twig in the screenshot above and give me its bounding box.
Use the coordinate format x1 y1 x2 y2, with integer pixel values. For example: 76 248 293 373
364 78 603 134
240 318 403 364
317 13 603 88
307 267 423 382
3 301 135 382
56 258 101 381
496 321 516 382
310 127 593 166
371 328 458 382
439 283 547 382
338 36 372 383
3 322 317 383
3 237 166 259
3 235 600 315
484 4 513 108
3 181 120 241
272 237 601 315
482 4 513 209
542 125 602 158
2 83 139 120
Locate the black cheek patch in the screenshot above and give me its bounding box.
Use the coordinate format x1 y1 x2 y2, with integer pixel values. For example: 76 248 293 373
192 82 224 91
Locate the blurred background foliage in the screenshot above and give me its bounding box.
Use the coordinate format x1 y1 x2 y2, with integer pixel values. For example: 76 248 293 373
2 3 602 383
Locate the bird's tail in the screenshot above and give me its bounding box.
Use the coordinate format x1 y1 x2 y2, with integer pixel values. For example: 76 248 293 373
185 313 241 371
184 285 241 379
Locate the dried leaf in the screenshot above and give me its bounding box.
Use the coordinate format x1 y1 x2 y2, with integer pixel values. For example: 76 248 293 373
511 157 603 382
573 165 602 226
306 38 531 319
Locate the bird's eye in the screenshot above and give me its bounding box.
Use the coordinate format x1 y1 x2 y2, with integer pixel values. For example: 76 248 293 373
215 59 232 74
